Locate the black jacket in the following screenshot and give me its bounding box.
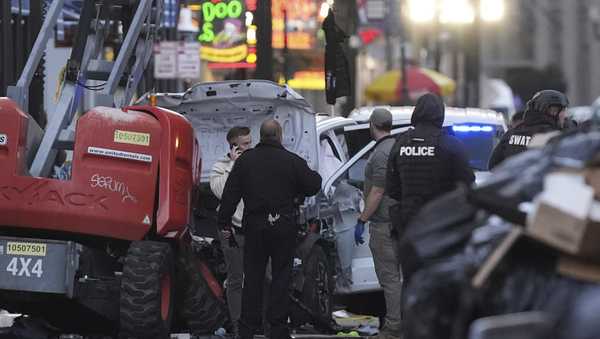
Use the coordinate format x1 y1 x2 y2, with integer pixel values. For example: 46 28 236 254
386 94 475 230
217 141 322 229
488 111 560 169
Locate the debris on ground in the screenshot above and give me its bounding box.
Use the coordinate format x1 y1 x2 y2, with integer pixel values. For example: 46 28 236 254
399 127 600 339
332 310 379 330
0 310 20 328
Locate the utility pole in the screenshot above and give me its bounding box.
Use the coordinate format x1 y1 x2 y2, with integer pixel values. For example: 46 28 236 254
256 0 273 80
464 0 481 107
399 0 410 104
283 7 290 82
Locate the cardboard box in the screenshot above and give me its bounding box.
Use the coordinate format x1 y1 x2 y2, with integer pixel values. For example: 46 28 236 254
585 167 600 199
557 256 600 283
527 172 600 259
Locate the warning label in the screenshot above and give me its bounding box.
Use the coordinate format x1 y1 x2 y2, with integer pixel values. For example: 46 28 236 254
88 146 153 163
114 130 150 146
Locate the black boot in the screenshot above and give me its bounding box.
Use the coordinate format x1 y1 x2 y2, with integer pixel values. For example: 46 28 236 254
231 321 241 339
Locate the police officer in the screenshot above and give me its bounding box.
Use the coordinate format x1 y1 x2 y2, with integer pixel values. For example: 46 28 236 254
488 90 569 169
386 93 475 238
354 108 402 339
217 119 322 339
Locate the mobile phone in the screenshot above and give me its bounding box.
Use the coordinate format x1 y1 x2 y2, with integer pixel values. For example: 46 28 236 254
230 143 238 150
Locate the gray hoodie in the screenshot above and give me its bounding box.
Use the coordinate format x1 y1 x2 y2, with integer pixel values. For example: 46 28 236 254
210 154 244 227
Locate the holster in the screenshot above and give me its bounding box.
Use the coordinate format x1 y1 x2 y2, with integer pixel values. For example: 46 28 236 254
389 204 405 239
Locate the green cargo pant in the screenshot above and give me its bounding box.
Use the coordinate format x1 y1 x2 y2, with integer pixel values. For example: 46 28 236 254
369 222 403 332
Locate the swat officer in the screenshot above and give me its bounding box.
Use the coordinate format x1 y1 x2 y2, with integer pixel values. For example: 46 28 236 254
488 90 569 169
386 93 475 238
217 119 322 339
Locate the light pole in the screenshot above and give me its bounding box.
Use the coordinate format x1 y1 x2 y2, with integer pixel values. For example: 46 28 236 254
406 0 504 106
399 0 410 104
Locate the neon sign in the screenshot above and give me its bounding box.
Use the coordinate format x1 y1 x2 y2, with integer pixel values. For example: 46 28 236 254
272 0 321 50
198 0 244 43
195 0 257 67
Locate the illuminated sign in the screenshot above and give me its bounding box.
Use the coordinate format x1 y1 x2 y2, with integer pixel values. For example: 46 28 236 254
272 0 321 50
201 44 248 63
195 0 257 68
198 0 244 43
285 71 325 90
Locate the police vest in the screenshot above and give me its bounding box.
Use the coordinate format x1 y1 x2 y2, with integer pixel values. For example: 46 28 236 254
508 135 532 147
499 121 560 162
392 129 450 223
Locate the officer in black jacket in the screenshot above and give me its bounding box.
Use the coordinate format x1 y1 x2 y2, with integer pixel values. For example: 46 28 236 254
218 119 322 339
488 90 569 169
386 93 475 236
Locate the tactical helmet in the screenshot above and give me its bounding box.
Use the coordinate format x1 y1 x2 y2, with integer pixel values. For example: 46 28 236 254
526 90 569 115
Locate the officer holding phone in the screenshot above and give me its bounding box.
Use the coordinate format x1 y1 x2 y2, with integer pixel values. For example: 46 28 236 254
210 126 253 337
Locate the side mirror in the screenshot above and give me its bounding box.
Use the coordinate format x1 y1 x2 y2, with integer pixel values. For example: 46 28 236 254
468 312 553 339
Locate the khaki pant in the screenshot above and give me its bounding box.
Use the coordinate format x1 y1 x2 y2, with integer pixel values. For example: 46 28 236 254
369 222 403 332
220 232 245 323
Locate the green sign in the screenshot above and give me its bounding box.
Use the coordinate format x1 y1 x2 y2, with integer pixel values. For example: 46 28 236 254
198 0 244 43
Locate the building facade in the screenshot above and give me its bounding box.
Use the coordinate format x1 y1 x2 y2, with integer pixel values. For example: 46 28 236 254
481 0 600 106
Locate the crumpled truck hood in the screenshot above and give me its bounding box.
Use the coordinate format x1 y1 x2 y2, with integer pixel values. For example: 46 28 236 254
139 80 319 183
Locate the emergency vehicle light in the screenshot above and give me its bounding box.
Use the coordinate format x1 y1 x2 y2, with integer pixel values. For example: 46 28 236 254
452 125 494 133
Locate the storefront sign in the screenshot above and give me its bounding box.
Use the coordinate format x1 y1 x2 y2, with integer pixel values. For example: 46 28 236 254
154 41 178 79
272 0 321 50
201 44 248 63
195 0 257 68
154 41 201 79
178 42 202 79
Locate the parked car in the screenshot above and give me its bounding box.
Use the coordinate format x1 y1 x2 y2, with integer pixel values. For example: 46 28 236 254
138 81 507 324
316 106 506 293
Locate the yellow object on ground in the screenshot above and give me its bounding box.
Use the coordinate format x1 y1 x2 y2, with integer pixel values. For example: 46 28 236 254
333 310 380 328
336 330 360 337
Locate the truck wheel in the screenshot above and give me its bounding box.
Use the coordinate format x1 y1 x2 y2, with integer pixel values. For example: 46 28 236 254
302 245 334 328
120 241 174 339
179 253 228 334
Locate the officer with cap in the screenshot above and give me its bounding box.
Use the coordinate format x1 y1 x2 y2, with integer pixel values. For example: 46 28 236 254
386 93 475 243
354 108 401 339
489 89 569 169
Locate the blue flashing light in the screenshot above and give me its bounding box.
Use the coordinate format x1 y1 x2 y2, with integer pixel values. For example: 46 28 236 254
452 125 494 133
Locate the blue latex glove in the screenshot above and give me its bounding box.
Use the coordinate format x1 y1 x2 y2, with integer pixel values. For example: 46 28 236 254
354 219 365 246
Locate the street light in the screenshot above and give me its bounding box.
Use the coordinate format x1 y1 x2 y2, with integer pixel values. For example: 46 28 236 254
407 0 436 23
407 0 504 24
439 0 475 24
405 0 504 106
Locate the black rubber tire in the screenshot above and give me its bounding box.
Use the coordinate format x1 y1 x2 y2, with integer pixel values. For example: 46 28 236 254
301 244 334 328
120 241 174 339
179 250 228 334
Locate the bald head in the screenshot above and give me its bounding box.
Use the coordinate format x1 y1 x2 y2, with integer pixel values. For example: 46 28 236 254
260 119 283 144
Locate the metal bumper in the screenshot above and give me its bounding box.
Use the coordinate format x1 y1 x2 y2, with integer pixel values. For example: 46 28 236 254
0 236 80 297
